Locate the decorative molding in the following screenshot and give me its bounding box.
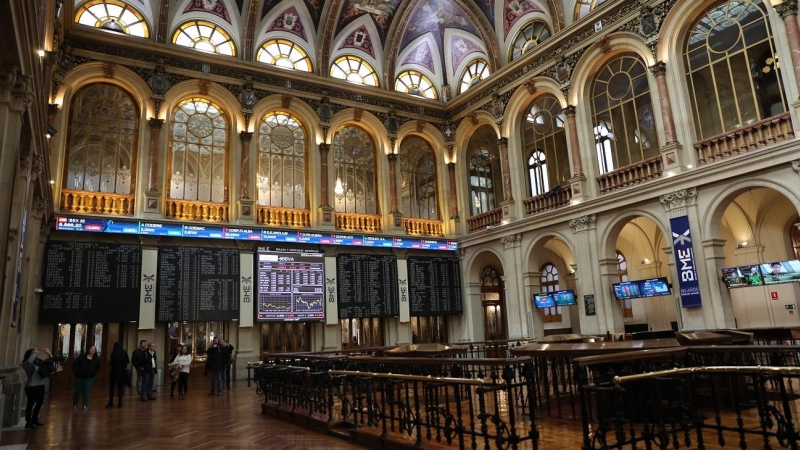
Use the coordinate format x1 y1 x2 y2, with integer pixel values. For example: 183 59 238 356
501 233 522 249
416 120 426 133
139 236 160 246
30 155 44 181
353 108 364 122
1 66 34 113
102 61 115 78
281 93 292 109
792 159 800 176
776 0 798 19
649 61 667 77
569 214 596 233
457 248 466 260
235 241 254 251
31 197 48 220
659 187 698 211
199 79 210 95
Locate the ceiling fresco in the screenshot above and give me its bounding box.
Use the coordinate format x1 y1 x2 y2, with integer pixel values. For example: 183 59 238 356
335 0 403 45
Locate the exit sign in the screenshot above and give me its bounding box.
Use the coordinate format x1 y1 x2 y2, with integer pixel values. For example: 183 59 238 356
785 304 796 310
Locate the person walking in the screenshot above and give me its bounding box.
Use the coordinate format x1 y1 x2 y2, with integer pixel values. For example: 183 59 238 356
141 343 158 402
106 342 129 408
131 340 147 397
73 345 101 411
169 344 183 398
22 348 52 429
205 337 224 396
220 338 235 390
174 346 192 399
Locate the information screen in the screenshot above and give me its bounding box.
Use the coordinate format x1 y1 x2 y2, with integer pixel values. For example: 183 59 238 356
40 242 141 323
337 254 399 318
255 247 325 321
157 246 239 321
760 260 800 285
639 278 671 297
552 289 577 306
407 256 462 316
533 293 555 309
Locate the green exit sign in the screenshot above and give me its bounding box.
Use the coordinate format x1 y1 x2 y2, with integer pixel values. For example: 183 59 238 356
785 305 796 310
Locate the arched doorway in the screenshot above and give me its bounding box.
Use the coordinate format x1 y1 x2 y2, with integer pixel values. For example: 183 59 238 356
480 266 506 341
526 235 578 337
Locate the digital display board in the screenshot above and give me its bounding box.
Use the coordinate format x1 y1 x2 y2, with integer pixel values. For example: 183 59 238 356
407 256 462 316
639 278 671 297
760 260 800 286
552 289 577 306
721 265 764 289
533 293 555 309
255 247 325 321
337 254 399 318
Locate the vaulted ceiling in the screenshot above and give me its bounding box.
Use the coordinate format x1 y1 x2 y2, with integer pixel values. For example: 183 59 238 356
77 0 580 100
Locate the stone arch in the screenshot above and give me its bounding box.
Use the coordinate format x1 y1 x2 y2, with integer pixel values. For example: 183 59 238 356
599 208 671 260
161 79 245 131
250 94 322 142
501 76 566 139
524 230 577 272
54 62 153 115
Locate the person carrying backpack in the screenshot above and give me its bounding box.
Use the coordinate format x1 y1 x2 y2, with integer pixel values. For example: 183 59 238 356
22 348 52 430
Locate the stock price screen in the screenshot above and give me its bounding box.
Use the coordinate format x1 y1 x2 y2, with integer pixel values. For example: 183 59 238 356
256 248 325 321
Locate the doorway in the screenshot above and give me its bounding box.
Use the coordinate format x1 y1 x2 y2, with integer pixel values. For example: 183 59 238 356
50 322 124 393
480 266 506 342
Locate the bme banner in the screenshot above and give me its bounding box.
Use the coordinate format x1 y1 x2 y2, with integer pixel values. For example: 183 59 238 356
669 215 702 308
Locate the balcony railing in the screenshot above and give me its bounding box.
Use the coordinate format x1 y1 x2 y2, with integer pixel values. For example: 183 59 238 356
256 206 310 227
596 155 663 194
524 186 573 216
335 212 382 232
695 112 794 165
467 207 503 232
60 189 134 215
166 199 228 222
402 217 443 236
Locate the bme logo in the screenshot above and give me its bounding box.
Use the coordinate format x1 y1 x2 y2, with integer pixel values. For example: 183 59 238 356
143 274 154 303
672 229 691 246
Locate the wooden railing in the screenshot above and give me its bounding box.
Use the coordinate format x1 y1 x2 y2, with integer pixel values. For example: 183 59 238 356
334 212 382 232
60 189 134 215
402 217 443 236
695 112 794 164
166 199 228 222
256 206 310 227
523 186 572 216
466 207 503 232
596 155 663 194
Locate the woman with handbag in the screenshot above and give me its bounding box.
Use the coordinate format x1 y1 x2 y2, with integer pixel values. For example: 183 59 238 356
173 346 192 399
106 342 129 408
22 347 52 429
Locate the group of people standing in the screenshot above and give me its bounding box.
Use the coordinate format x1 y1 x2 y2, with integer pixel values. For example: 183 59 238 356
21 335 235 429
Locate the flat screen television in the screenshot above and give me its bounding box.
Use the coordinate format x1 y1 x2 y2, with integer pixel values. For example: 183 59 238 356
612 281 642 300
639 278 671 297
722 265 763 288
552 289 577 306
760 260 800 285
533 293 555 309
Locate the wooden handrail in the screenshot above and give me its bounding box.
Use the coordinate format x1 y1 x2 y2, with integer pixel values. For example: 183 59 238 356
328 369 486 385
402 217 443 236
613 365 800 386
466 207 503 232
695 112 794 164
596 154 663 194
335 212 382 232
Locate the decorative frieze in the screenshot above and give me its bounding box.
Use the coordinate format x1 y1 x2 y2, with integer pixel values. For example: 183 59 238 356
659 187 697 211
501 233 522 249
792 159 800 176
776 0 798 19
569 214 596 233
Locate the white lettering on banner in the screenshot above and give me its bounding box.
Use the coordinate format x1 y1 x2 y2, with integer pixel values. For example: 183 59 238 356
678 248 696 282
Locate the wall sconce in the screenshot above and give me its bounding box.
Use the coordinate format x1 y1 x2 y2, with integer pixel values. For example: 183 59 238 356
737 241 749 249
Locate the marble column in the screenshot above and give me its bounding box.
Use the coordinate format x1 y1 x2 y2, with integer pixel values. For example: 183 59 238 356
501 234 526 339
649 62 678 144
387 153 403 232
143 118 163 216
775 1 800 97
447 162 458 220
237 131 254 223
497 137 513 202
523 271 544 338
563 106 583 175
318 143 334 228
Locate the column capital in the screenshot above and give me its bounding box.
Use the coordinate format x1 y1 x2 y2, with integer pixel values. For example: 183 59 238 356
569 214 596 233
563 105 576 117
148 117 164 129
319 142 330 153
31 196 48 220
1 67 33 112
649 61 667 77
776 0 798 19
387 153 397 162
659 187 697 211
497 136 508 147
501 233 522 249
239 130 253 142
48 103 60 118
447 161 456 171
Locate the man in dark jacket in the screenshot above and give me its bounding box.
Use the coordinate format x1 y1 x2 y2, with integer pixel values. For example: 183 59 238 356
205 337 224 396
106 342 129 408
220 338 234 390
131 340 147 396
141 342 158 401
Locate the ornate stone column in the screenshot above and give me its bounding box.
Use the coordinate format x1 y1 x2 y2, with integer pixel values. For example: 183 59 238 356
497 137 516 222
387 153 403 233
649 62 686 173
237 131 254 224
143 118 163 217
318 143 334 228
564 106 588 202
447 161 458 220
775 1 800 98
501 233 527 338
569 214 618 334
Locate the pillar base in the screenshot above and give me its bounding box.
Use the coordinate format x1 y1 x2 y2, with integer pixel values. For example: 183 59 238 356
237 197 255 225
500 198 516 224
568 173 588 204
142 189 161 218
660 141 686 175
387 210 405 234
317 205 335 230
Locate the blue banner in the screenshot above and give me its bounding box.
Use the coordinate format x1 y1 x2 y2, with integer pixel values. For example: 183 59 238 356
669 215 702 308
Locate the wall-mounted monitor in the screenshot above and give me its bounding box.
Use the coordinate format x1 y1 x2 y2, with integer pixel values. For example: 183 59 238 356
760 260 800 285
552 289 577 306
639 278 671 297
721 265 763 289
612 281 642 300
533 293 555 309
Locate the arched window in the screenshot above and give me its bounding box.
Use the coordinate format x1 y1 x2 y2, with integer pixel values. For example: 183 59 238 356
172 20 236 56
591 52 658 174
256 39 312 72
510 21 551 61
169 98 228 204
256 112 306 210
330 55 379 86
395 70 438 99
540 263 561 322
791 224 800 260
459 59 490 94
63 84 139 208
333 126 377 215
617 250 633 318
573 0 607 21
468 125 502 216
684 0 787 140
75 0 150 37
522 95 569 197
399 136 438 220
